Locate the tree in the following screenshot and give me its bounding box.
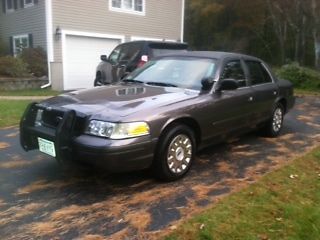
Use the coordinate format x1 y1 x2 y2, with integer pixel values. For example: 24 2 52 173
185 0 319 68
310 0 320 69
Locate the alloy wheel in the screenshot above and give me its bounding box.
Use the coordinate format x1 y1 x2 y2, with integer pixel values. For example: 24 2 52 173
167 134 193 174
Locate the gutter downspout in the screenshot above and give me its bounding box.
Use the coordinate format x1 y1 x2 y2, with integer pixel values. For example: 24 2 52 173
42 0 54 88
180 0 185 42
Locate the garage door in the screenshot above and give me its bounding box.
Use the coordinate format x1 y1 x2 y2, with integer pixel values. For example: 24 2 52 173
64 35 121 90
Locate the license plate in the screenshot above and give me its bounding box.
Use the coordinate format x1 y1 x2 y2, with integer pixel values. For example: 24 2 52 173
38 137 56 157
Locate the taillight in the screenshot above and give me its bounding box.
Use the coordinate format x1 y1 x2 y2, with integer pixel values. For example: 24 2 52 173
137 55 148 68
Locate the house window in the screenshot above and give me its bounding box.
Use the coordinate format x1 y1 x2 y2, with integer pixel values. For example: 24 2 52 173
110 0 145 15
13 34 30 56
6 0 14 12
24 0 34 7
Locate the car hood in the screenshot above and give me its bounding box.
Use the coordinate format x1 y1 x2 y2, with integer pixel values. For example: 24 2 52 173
40 83 199 119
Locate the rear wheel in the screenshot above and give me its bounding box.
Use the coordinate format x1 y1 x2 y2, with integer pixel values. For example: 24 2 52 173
260 103 284 137
94 72 104 87
153 124 196 181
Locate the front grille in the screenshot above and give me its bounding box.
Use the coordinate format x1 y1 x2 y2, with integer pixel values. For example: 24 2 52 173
42 109 64 128
38 107 87 137
73 116 87 136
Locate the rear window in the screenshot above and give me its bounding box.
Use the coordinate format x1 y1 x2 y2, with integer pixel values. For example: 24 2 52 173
151 48 187 57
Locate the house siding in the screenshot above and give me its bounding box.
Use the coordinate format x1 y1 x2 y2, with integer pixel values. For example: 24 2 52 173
0 0 47 53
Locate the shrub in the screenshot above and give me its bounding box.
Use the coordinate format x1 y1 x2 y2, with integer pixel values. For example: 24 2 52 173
0 56 30 77
275 63 320 91
20 47 48 77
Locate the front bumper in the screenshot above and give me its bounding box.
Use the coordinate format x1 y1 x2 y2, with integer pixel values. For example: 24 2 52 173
72 135 157 172
20 102 157 172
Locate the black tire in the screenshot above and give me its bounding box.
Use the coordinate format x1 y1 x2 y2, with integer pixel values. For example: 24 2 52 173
94 73 104 87
153 124 196 181
260 103 284 137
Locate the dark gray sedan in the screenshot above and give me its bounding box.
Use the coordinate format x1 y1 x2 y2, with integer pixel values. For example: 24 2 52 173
20 52 295 181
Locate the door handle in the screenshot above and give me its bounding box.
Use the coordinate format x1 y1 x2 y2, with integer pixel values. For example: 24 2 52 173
248 96 253 102
273 91 277 95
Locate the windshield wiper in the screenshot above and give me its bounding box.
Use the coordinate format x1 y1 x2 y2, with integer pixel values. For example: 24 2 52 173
122 79 144 84
146 82 178 88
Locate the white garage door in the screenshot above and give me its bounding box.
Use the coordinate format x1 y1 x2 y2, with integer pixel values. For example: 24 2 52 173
64 35 121 90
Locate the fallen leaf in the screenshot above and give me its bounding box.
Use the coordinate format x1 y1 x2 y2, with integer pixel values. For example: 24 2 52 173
170 225 177 230
200 223 205 230
289 174 299 179
259 234 269 240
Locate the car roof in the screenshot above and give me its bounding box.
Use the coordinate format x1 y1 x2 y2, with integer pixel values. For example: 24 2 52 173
119 40 188 48
155 51 262 61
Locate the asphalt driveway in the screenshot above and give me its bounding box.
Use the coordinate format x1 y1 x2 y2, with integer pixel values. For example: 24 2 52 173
0 96 319 240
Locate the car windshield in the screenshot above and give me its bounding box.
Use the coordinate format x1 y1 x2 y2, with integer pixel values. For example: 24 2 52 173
125 58 216 91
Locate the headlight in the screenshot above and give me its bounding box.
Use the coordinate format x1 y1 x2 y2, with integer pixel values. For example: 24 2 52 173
85 120 150 139
34 109 43 127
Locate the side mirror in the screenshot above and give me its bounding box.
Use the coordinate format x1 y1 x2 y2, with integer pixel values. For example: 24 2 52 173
216 79 238 91
201 77 215 91
100 55 108 62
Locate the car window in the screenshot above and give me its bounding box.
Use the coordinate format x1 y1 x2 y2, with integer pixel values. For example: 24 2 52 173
108 46 121 65
151 49 187 57
245 61 272 85
108 42 143 65
220 60 246 87
118 43 142 64
126 58 216 91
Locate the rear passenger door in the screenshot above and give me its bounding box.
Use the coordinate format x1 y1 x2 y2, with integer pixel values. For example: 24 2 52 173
244 60 278 123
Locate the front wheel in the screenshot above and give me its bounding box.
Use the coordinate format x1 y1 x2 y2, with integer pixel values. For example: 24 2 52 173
153 124 196 181
260 103 284 137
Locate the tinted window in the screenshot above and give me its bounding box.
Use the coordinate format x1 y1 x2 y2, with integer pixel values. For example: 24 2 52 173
151 49 186 57
221 60 246 87
108 42 143 65
246 61 272 85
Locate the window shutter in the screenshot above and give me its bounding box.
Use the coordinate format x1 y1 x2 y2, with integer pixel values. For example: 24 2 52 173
9 36 14 56
2 0 6 13
13 0 18 9
20 0 24 8
28 34 33 48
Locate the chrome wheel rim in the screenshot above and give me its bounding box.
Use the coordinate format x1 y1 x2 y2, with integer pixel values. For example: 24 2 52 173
167 134 192 174
272 108 283 132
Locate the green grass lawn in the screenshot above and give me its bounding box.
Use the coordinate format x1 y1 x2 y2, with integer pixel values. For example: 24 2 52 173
166 147 320 240
0 100 32 128
0 88 60 96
